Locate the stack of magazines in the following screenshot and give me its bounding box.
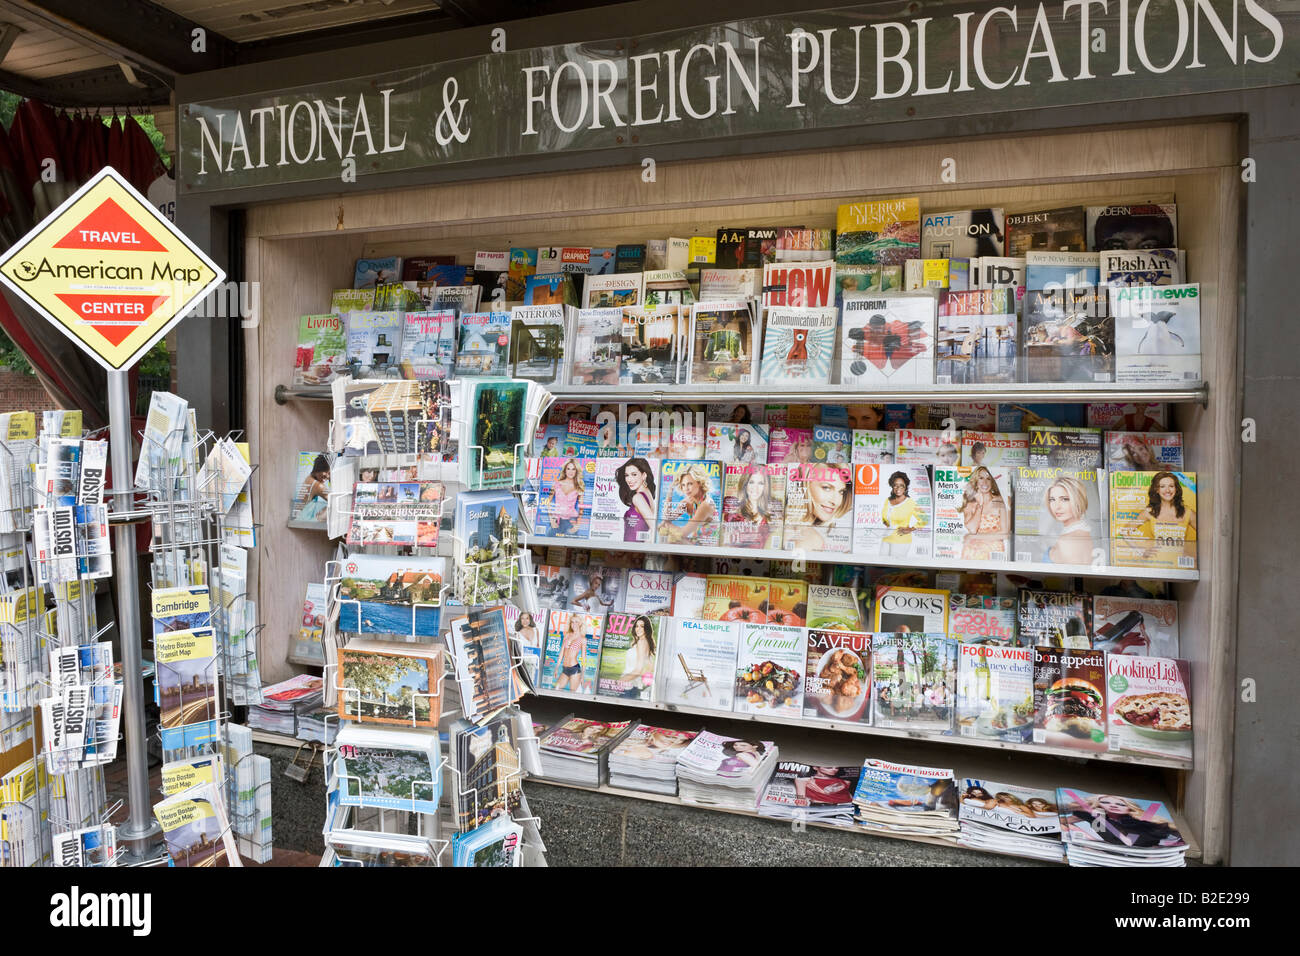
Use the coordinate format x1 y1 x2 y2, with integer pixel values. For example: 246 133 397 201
852 758 960 842
957 778 1064 861
538 715 634 786
758 762 861 827
675 731 778 810
1056 788 1188 867
607 724 698 795
247 674 324 736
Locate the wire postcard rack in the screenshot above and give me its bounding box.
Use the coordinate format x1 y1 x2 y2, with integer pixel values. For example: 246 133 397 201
317 376 551 867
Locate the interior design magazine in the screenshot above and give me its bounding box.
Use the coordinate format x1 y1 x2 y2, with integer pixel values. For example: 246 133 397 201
688 300 756 384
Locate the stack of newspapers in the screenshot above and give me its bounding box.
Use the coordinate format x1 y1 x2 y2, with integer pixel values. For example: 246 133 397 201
607 724 697 795
957 778 1064 862
852 758 960 842
675 731 778 810
1056 788 1188 867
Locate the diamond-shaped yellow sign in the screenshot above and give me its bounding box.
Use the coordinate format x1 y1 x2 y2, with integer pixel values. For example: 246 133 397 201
0 167 225 371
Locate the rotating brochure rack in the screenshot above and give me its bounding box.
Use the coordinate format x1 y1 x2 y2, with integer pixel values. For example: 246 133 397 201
0 411 121 868
136 396 269 867
317 375 550 867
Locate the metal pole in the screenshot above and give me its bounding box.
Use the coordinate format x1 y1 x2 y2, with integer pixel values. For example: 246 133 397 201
107 368 161 858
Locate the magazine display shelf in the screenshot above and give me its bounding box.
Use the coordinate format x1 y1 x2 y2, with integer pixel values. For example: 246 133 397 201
248 120 1240 861
544 383 1211 406
278 382 1210 407
525 535 1200 583
532 686 1191 770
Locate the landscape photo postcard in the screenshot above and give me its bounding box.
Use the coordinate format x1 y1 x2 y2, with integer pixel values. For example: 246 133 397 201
336 555 446 638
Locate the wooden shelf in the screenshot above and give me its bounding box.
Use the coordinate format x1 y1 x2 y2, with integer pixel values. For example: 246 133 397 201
529 688 1192 771
525 535 1199 583
286 518 328 531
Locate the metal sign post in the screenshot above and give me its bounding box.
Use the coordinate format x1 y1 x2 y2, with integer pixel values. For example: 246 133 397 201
107 369 160 859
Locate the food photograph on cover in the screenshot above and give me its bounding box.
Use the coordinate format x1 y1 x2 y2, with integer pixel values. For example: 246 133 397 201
0 0 1293 897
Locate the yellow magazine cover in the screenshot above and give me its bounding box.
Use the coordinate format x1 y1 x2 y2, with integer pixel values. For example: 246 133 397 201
701 575 771 624
873 584 950 633
835 197 921 266
1110 471 1198 570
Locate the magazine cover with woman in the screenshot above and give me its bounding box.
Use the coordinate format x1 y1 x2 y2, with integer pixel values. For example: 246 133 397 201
657 460 723 546
1110 470 1198 570
290 452 332 525
534 456 595 539
1014 465 1104 565
783 463 853 553
722 463 786 550
852 463 933 558
539 610 603 696
931 465 1012 561
1055 788 1186 852
588 456 658 544
959 779 1061 836
706 422 769 463
596 613 661 701
1103 431 1184 471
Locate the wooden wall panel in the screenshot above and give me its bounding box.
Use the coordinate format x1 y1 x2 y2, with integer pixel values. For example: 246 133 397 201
249 233 358 685
247 122 1234 241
